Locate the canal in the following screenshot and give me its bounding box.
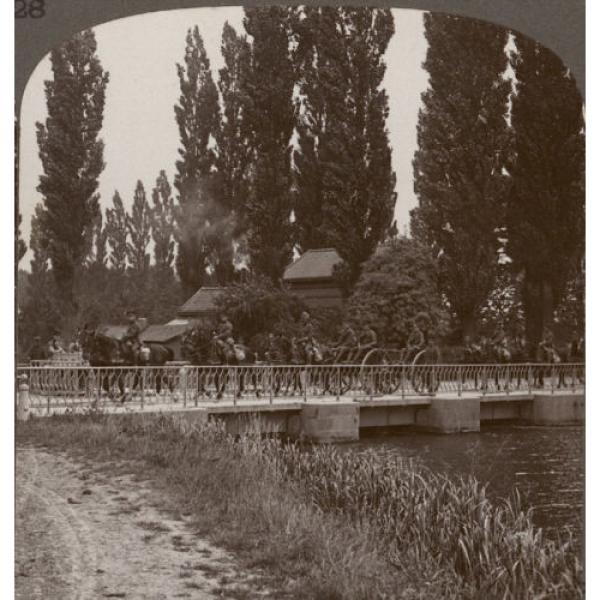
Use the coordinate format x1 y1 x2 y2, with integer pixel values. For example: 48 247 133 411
354 424 584 542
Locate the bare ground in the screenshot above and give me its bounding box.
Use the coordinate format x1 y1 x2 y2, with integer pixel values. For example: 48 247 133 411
16 445 268 599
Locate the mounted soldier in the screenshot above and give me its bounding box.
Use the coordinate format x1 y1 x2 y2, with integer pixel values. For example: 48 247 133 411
332 322 358 363
403 319 426 363
122 310 142 363
298 311 321 363
358 323 378 358
213 314 236 362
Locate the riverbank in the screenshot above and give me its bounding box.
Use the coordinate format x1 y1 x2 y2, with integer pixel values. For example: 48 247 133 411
16 413 583 599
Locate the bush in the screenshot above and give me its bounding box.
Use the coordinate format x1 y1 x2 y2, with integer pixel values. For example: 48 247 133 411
217 276 307 348
347 238 448 347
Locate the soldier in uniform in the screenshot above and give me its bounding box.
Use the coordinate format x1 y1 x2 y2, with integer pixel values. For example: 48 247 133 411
404 320 426 363
122 310 141 363
333 322 358 363
214 314 235 360
266 333 284 364
358 323 378 359
298 311 319 363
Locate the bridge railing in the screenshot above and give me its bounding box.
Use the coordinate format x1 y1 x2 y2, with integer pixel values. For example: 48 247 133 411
16 362 585 412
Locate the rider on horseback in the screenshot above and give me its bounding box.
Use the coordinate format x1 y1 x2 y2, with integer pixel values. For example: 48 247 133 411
266 332 285 364
358 323 378 359
403 314 429 363
298 311 321 363
538 328 560 363
122 310 141 362
214 314 235 359
332 322 359 363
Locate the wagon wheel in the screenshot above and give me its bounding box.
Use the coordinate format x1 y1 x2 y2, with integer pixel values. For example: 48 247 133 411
410 348 440 394
325 365 354 396
360 349 400 395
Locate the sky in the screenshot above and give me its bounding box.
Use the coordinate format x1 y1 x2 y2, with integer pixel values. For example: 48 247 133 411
18 7 429 266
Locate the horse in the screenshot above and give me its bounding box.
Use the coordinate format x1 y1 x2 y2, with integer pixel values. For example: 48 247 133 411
81 329 174 402
181 329 260 400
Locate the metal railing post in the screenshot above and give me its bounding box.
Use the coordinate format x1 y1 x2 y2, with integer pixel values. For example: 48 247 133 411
269 366 273 405
140 369 145 411
458 366 462 397
482 365 487 396
336 366 341 402
572 364 576 393
551 364 555 394
401 365 405 399
303 367 308 403
528 364 533 394
232 367 237 407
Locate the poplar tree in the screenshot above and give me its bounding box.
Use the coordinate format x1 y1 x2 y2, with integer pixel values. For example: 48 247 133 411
174 26 221 293
36 29 109 314
293 7 396 282
411 13 511 339
506 35 585 346
126 181 152 273
242 6 297 282
151 170 176 270
217 22 252 220
105 191 128 272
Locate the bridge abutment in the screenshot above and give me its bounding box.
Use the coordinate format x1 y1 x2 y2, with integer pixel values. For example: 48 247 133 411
532 393 585 425
289 403 360 443
415 397 480 433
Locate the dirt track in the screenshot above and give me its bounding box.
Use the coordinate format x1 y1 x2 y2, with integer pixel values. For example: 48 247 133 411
16 446 263 599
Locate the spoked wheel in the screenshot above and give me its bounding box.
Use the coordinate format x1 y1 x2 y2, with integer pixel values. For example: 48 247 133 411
325 365 354 396
410 347 441 394
360 349 401 395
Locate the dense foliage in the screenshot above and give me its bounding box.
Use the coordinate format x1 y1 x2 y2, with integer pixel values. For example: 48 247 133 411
293 7 396 283
241 7 297 282
347 238 447 347
506 34 585 345
216 277 306 350
411 14 511 340
35 30 109 317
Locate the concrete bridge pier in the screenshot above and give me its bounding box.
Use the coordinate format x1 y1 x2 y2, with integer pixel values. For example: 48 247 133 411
289 402 360 443
415 396 480 433
532 393 585 425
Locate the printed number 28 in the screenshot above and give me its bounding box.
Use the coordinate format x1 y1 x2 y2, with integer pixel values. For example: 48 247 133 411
15 0 46 18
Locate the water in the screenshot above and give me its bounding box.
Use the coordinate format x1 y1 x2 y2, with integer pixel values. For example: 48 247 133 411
352 425 584 541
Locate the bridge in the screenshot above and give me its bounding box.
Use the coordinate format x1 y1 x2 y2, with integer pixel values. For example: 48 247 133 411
16 362 585 442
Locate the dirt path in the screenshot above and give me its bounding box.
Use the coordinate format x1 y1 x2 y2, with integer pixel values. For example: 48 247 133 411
16 446 265 599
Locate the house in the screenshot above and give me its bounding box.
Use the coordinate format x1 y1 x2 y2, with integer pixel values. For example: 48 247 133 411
283 248 344 309
140 323 190 360
176 286 226 325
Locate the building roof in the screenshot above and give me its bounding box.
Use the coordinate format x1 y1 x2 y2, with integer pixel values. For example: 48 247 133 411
96 325 128 341
178 286 226 317
284 248 342 282
140 324 189 343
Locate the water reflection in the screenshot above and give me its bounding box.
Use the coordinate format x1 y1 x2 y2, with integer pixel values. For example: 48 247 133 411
352 425 584 540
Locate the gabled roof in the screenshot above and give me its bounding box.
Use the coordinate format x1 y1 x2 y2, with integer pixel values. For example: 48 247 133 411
284 248 342 282
140 324 189 343
178 286 226 317
97 325 128 341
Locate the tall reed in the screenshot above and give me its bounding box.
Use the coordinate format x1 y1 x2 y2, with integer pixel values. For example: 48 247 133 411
18 412 583 599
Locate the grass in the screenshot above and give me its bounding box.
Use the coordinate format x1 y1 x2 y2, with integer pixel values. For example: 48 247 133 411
17 413 583 599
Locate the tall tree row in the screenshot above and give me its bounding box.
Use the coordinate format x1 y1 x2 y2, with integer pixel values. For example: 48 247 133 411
35 30 109 321
411 14 511 340
241 6 297 282
293 7 396 283
506 34 585 346
173 26 221 294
